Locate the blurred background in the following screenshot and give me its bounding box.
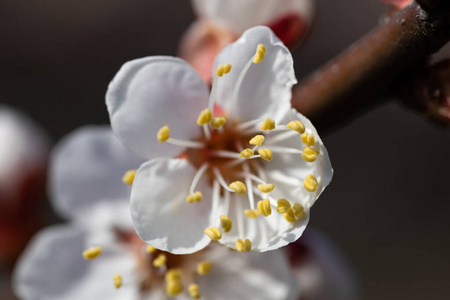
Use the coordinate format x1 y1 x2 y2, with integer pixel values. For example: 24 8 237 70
1 0 449 299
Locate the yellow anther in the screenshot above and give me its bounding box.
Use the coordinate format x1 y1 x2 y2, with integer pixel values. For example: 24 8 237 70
258 148 273 161
304 174 319 192
157 126 170 142
260 117 275 130
287 120 306 134
166 280 183 297
292 203 305 217
276 198 291 213
146 245 157 254
197 261 213 275
186 191 203 203
223 64 232 74
122 169 137 185
215 64 232 77
204 227 222 241
244 209 261 219
302 151 317 162
211 116 227 129
249 134 265 146
229 181 247 195
257 183 275 193
239 148 254 158
284 207 297 223
188 283 201 299
197 108 212 125
236 239 252 252
215 65 224 77
253 44 266 64
220 215 232 233
113 273 122 289
301 133 315 146
165 269 182 282
153 253 167 267
82 246 102 260
257 199 272 217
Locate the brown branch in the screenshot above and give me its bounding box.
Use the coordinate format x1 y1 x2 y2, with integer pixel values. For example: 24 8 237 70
292 2 450 131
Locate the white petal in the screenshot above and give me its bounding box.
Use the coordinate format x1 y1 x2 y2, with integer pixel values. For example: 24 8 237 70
49 126 143 220
198 244 300 300
192 0 313 34
265 109 333 208
213 26 296 122
13 225 139 300
106 56 209 160
218 192 310 252
130 158 212 254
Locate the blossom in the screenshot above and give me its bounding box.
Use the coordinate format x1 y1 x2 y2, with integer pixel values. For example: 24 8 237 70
14 126 300 300
180 0 313 83
106 26 333 254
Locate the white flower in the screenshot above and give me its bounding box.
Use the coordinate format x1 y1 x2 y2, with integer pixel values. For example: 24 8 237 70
14 126 300 300
106 26 333 254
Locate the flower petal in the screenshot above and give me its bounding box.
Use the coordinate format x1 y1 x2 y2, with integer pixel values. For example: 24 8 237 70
49 126 143 220
213 26 296 122
130 158 212 254
218 192 310 252
265 109 333 208
198 244 300 300
13 225 139 300
106 56 209 160
192 0 313 35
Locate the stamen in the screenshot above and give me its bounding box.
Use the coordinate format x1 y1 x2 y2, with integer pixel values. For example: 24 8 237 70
304 174 319 192
166 137 204 149
242 162 255 209
301 133 315 146
188 283 201 299
253 44 266 64
276 199 291 213
268 146 302 155
211 150 242 159
211 117 227 129
260 117 275 130
210 180 220 222
197 261 214 275
122 169 137 185
266 130 297 144
212 168 235 192
165 269 182 282
215 64 232 77
113 274 122 289
286 120 305 134
249 134 265 146
245 209 260 218
208 64 231 111
153 253 167 267
302 147 318 162
229 181 247 195
203 124 211 140
166 280 183 297
235 239 252 252
197 108 212 125
204 227 222 241
257 199 272 217
258 148 273 161
293 203 307 220
235 118 264 131
284 208 297 223
146 245 157 254
258 183 275 193
82 246 102 260
239 148 254 158
190 163 209 194
186 191 203 203
220 215 232 233
157 126 170 142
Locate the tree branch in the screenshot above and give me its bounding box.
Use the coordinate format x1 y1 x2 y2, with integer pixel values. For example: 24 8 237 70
292 2 450 131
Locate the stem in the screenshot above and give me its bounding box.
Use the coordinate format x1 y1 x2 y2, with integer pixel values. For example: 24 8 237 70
292 2 450 131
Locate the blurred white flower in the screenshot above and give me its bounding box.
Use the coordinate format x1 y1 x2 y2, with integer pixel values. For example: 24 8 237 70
14 126 300 300
0 105 49 209
180 0 313 83
106 26 332 254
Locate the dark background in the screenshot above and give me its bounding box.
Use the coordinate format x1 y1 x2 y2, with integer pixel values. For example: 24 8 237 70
1 1 449 299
